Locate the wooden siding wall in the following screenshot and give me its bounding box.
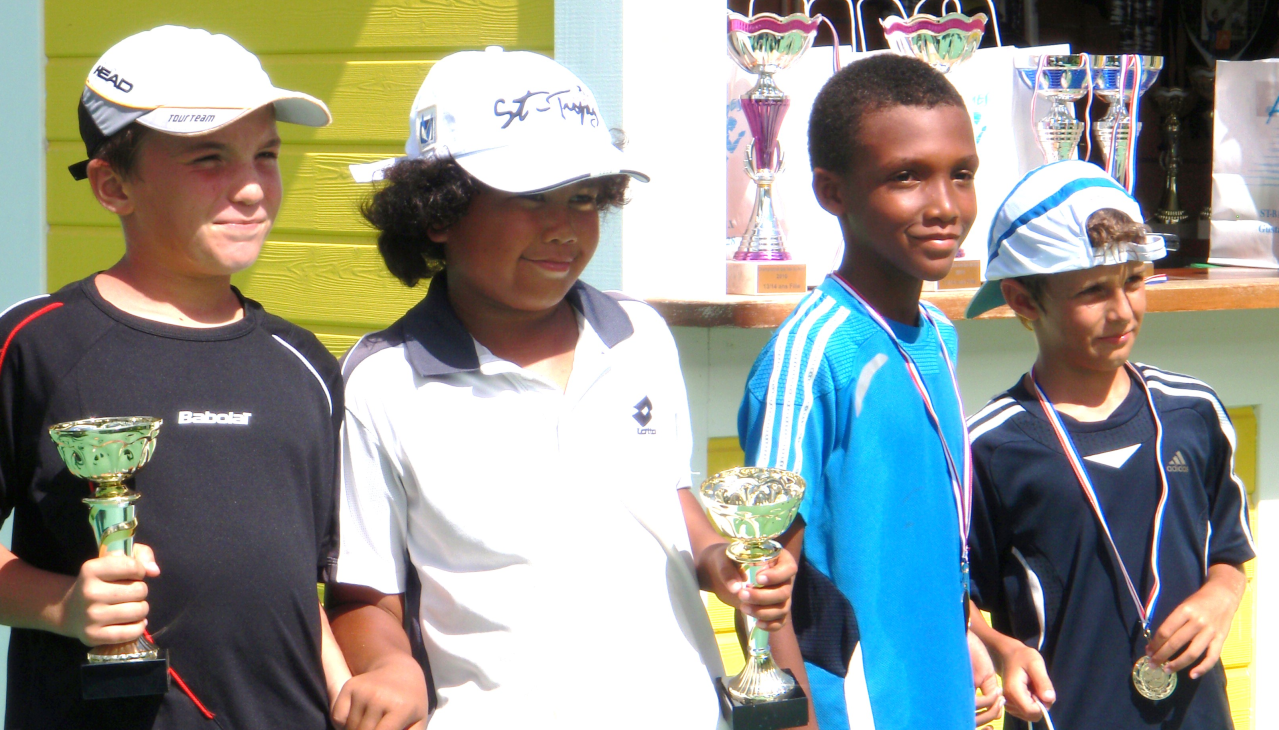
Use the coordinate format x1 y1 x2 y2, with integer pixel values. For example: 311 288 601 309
46 0 554 356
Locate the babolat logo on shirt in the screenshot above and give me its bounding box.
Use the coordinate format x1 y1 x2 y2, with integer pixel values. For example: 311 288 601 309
177 410 253 426
93 65 133 93
633 396 656 435
1167 450 1190 473
493 86 600 129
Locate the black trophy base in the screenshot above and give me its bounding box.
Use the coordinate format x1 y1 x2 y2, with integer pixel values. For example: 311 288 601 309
716 670 809 730
82 652 170 700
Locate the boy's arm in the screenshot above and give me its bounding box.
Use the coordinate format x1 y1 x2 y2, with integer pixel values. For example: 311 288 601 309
0 542 158 648
771 521 816 730
679 489 796 631
328 583 428 730
969 602 1049 723
319 598 353 710
1146 563 1247 679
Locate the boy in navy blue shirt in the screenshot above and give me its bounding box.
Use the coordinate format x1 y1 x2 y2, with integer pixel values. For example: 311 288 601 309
965 161 1254 730
738 54 1002 730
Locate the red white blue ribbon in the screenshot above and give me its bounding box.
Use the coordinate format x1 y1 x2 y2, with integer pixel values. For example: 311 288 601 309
1029 362 1171 633
832 274 972 564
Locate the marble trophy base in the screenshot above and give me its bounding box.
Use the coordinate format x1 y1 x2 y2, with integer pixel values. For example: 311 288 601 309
716 670 808 730
82 652 170 700
727 261 807 295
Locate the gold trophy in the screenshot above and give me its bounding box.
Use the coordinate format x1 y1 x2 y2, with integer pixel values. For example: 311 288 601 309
48 416 169 700
700 466 807 730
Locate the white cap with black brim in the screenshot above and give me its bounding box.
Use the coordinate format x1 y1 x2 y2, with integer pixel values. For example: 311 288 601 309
69 25 331 180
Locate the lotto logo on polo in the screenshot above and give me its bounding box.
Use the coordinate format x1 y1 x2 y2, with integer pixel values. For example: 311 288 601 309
633 396 656 435
177 410 253 426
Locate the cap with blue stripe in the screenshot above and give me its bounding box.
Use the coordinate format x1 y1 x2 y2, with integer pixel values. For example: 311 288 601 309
965 160 1166 318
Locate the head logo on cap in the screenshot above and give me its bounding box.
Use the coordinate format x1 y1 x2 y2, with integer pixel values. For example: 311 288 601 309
93 65 133 93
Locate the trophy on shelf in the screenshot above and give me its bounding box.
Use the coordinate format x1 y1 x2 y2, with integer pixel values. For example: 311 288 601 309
1016 54 1093 163
700 466 807 730
1188 66 1215 224
880 8 989 74
1090 55 1163 190
48 416 169 700
726 10 821 296
1151 87 1193 224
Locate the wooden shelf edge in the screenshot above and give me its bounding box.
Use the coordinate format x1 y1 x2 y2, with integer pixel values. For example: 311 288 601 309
647 269 1279 328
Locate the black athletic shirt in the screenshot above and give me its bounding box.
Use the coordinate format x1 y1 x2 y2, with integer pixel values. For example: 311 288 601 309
0 277 343 730
967 365 1255 730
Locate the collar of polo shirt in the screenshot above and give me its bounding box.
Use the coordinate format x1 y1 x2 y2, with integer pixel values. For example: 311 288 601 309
342 274 637 380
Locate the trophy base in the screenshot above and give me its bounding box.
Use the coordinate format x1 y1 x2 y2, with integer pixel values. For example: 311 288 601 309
727 261 806 295
716 670 808 730
82 652 170 700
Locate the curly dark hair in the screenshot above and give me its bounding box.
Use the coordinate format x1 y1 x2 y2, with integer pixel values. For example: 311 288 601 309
1015 208 1150 307
361 157 630 287
808 54 966 175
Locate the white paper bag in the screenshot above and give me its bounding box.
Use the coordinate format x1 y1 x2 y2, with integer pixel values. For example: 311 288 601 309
1209 59 1279 268
945 44 1070 270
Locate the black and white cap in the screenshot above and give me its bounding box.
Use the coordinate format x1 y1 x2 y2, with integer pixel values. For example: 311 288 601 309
70 25 332 180
349 47 648 193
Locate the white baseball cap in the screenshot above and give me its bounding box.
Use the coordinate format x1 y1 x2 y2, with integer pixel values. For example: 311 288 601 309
349 47 649 193
965 160 1168 318
70 25 332 180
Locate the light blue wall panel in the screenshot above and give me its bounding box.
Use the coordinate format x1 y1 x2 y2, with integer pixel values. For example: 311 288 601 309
0 0 45 718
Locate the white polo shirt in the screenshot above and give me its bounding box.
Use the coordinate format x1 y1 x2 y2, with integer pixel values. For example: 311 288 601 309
336 276 725 730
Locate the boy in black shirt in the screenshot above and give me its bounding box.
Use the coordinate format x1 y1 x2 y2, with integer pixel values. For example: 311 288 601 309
965 161 1254 730
0 26 351 729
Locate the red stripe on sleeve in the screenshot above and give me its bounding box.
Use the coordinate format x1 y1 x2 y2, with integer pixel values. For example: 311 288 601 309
0 302 64 373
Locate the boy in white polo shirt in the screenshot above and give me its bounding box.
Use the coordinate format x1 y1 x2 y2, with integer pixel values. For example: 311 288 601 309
328 48 799 730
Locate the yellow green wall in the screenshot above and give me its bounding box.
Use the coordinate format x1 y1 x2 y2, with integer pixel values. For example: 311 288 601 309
45 0 554 355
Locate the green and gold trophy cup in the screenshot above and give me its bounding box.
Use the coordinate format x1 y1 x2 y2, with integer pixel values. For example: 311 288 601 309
701 466 807 730
48 416 169 700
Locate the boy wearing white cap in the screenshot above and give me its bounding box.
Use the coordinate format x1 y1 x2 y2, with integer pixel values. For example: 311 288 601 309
0 26 350 729
965 160 1254 730
329 47 797 730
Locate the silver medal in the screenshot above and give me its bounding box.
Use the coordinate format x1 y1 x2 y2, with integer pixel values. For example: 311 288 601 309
1132 656 1176 701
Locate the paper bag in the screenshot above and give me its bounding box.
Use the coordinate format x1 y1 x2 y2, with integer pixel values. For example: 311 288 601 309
1209 59 1279 268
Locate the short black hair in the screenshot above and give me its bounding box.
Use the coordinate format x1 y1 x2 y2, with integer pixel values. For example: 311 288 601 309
361 158 629 287
808 54 966 175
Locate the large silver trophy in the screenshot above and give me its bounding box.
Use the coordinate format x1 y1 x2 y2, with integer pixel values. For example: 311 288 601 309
48 416 169 699
726 11 821 295
701 467 807 730
880 9 988 74
1016 54 1093 163
1091 55 1163 189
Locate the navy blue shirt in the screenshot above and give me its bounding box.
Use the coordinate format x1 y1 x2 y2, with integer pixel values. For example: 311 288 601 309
967 364 1254 730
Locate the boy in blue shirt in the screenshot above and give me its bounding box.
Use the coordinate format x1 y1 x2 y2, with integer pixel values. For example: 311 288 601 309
738 54 999 730
965 160 1253 730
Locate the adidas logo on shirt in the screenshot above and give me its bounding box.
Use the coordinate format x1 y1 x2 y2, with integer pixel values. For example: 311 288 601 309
1167 450 1190 473
177 410 253 426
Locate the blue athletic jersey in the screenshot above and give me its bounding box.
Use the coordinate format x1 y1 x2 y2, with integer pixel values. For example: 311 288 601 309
738 276 973 730
967 364 1255 730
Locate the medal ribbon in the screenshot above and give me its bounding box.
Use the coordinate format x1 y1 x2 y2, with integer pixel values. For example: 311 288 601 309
1029 362 1172 633
831 274 972 562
